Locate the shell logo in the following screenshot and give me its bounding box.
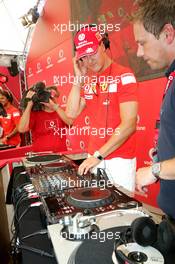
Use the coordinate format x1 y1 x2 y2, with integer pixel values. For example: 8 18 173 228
78 33 85 41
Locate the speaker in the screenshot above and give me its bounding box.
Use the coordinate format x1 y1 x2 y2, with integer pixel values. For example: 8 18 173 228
114 216 175 263
8 59 19 77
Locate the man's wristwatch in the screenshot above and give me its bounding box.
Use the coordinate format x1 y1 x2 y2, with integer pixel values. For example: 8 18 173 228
93 151 103 161
151 162 161 180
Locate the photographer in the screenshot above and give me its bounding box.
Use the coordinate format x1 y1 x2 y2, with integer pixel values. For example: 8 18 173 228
0 88 21 147
18 82 73 152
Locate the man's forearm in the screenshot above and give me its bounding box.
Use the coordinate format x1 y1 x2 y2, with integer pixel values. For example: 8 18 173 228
66 84 82 118
18 104 32 132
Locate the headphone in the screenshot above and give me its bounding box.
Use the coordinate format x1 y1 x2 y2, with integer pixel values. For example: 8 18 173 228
114 216 175 263
74 24 110 52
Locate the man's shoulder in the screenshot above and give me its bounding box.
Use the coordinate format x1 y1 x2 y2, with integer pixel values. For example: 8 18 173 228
111 62 137 86
111 62 135 76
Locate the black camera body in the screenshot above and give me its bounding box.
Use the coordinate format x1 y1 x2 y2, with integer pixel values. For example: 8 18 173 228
20 82 51 111
31 82 51 105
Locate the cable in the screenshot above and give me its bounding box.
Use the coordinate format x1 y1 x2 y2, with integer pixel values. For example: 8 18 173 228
18 244 55 258
20 229 47 240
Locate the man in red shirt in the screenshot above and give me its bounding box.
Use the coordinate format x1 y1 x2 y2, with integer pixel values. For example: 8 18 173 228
0 88 21 147
18 84 72 152
66 26 138 192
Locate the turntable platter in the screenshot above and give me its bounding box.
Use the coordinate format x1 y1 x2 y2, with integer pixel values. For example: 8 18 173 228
68 226 126 264
44 160 70 171
67 188 114 208
26 154 62 164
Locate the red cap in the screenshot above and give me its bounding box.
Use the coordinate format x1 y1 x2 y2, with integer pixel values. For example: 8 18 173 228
74 27 102 59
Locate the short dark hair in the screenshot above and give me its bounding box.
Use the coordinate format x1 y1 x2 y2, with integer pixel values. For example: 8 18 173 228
0 89 13 103
132 0 175 38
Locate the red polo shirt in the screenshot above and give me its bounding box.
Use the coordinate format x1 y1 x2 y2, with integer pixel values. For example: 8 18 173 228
29 110 67 152
82 62 138 159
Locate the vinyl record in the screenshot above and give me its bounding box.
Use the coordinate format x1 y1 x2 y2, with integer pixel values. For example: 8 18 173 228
114 243 164 264
26 154 61 164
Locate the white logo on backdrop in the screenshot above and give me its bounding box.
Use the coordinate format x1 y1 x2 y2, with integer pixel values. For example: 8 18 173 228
57 49 66 63
28 67 33 77
85 116 90 126
36 62 43 73
80 140 85 150
46 56 53 69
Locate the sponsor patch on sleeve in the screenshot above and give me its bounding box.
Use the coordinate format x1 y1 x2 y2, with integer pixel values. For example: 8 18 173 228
13 112 20 117
121 73 136 85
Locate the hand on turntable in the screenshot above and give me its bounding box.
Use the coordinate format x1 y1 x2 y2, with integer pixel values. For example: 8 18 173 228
136 166 157 193
78 157 101 175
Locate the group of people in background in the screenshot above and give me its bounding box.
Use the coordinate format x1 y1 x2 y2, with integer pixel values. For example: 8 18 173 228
0 0 175 220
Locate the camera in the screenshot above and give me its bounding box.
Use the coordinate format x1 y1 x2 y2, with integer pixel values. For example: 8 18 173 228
20 82 51 111
31 82 51 105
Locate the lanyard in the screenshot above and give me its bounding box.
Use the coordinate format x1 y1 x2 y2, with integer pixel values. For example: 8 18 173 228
163 71 175 98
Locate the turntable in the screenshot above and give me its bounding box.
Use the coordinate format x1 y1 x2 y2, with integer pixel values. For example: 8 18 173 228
43 186 142 223
23 152 62 166
48 208 149 264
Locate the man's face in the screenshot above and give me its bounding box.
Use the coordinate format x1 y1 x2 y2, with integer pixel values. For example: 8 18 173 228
133 21 168 70
81 44 106 73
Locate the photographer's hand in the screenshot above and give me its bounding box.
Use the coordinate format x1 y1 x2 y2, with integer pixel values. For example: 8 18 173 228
26 90 35 99
41 98 58 111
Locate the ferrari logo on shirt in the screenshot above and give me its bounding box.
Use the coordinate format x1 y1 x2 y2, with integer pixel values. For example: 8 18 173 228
100 83 108 93
91 83 97 94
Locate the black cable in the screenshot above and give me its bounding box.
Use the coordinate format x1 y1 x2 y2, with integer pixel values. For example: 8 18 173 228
18 244 55 258
17 205 30 223
20 229 48 240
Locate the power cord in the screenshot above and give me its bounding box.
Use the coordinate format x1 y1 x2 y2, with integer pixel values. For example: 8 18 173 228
20 229 48 240
18 244 55 258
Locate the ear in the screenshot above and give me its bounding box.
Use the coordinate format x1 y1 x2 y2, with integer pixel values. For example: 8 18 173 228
162 24 175 44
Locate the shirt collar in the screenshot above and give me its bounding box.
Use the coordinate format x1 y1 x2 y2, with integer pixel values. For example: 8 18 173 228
165 59 175 77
